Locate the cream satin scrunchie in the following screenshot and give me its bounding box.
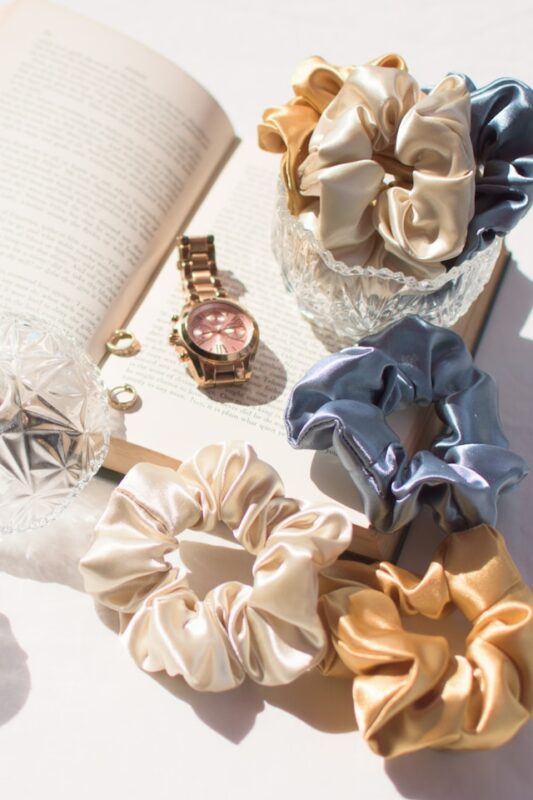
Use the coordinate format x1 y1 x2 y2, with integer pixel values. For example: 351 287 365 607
80 442 352 692
319 525 533 757
299 66 476 276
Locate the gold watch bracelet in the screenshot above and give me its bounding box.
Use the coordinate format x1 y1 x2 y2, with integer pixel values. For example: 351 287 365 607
177 235 227 303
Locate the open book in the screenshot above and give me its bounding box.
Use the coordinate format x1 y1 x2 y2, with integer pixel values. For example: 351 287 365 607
1 0 508 560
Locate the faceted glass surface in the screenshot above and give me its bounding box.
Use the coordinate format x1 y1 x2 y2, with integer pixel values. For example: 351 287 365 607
0 315 110 534
272 181 502 346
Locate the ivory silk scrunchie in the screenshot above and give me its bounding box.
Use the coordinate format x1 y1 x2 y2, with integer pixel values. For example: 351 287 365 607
446 75 533 265
257 53 407 215
319 524 533 757
298 67 476 276
79 442 352 692
285 316 528 534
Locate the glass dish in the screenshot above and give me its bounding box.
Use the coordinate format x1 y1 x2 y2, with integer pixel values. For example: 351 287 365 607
0 314 110 535
272 182 502 344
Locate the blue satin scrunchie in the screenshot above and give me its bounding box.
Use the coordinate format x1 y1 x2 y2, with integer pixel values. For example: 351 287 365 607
446 74 533 265
285 316 528 534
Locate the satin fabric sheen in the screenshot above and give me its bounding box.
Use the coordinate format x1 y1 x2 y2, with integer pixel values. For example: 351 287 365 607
80 442 352 692
447 76 533 264
319 525 533 757
298 69 475 276
285 316 528 533
257 54 407 215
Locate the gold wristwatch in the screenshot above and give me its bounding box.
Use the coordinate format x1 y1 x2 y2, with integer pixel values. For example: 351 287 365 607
169 235 260 387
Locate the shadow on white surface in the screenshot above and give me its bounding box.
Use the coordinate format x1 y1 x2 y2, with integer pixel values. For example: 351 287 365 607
385 724 533 798
261 668 356 733
203 338 288 406
152 670 264 743
0 467 115 730
0 475 115 590
471 258 533 571
150 658 356 744
0 614 31 727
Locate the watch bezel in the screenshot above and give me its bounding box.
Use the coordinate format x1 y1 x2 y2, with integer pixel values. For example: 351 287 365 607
178 298 260 363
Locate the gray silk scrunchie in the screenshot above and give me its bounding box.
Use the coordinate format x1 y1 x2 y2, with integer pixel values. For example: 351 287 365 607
285 316 528 534
446 74 533 265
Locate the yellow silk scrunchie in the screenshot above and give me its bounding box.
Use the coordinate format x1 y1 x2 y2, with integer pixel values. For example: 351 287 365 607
80 442 352 692
257 53 407 215
319 525 533 757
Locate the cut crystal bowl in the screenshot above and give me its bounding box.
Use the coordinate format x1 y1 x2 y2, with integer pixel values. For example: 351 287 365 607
0 314 110 535
272 182 502 345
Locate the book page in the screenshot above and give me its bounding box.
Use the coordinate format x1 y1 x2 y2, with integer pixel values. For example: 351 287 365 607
0 0 235 360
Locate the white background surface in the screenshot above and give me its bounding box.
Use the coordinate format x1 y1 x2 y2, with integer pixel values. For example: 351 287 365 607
1 1 533 798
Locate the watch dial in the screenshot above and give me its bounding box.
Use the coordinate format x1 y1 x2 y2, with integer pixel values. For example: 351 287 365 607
186 301 254 355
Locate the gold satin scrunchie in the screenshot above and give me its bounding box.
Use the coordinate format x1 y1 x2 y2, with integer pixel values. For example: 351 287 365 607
80 442 352 692
319 525 533 757
257 53 407 215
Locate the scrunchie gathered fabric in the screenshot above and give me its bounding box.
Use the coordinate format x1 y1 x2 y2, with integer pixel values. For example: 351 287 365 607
447 75 533 265
285 316 528 534
319 524 533 757
257 53 407 216
297 67 476 276
80 442 352 692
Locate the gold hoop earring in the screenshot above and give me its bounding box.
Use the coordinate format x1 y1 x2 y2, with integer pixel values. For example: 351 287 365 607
108 384 139 412
106 329 141 357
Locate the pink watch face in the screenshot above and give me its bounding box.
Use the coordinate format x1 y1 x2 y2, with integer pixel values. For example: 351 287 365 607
186 301 255 355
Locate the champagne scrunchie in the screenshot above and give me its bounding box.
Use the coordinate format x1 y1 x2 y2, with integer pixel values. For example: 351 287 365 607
319 524 533 757
285 316 528 533
80 442 352 692
258 53 407 215
298 68 475 275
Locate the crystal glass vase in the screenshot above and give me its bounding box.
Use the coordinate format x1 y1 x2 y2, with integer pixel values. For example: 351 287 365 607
272 182 502 344
0 314 110 535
